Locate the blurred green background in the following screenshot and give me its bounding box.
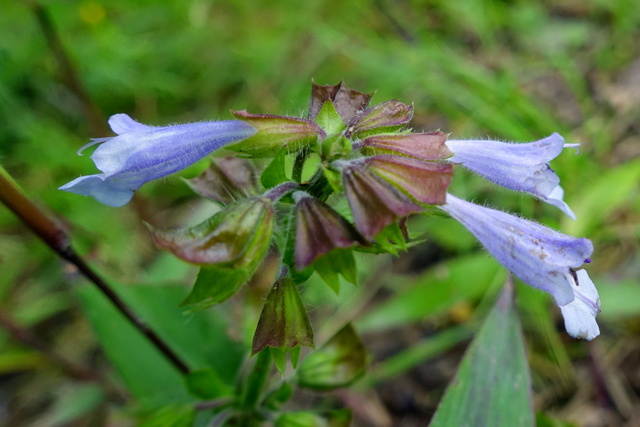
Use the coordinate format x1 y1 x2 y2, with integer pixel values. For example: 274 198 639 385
1 0 639 425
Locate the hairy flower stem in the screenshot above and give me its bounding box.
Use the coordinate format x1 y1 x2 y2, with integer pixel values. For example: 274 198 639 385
0 166 190 374
264 181 300 201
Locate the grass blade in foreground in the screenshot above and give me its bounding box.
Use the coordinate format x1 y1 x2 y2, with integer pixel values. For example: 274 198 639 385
429 279 534 427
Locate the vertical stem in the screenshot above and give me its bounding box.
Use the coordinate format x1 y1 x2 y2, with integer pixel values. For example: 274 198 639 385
28 1 108 135
0 166 190 375
240 349 272 411
292 148 309 183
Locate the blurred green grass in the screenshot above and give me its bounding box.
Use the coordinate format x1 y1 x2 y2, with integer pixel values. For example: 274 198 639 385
1 0 639 425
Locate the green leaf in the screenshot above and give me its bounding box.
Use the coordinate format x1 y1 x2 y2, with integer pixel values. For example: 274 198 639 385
535 412 579 427
357 254 504 332
374 222 407 255
290 345 301 368
270 347 288 375
185 369 233 400
297 324 367 390
565 158 640 236
45 385 105 427
365 326 473 386
76 285 191 406
252 277 315 354
429 283 534 427
322 166 343 194
182 265 254 310
275 409 352 427
262 380 294 410
315 100 346 135
76 282 244 406
320 134 352 161
313 249 358 294
599 279 640 318
138 403 195 427
261 147 289 189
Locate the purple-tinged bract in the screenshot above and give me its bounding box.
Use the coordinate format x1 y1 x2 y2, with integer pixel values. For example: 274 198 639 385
294 192 367 270
337 160 423 239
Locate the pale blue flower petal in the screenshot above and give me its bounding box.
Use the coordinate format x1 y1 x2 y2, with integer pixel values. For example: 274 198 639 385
60 114 257 206
59 175 137 207
446 133 577 218
108 113 154 134
560 269 600 340
545 185 576 220
439 193 593 306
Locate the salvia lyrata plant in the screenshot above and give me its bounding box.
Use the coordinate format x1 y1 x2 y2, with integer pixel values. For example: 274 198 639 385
60 81 600 424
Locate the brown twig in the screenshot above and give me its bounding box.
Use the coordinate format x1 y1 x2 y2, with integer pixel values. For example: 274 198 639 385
0 166 191 375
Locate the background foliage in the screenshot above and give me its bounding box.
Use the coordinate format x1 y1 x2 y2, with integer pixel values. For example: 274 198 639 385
1 0 639 425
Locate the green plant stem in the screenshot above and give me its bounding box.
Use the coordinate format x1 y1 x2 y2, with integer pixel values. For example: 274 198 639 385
0 166 191 375
240 349 272 411
292 148 309 183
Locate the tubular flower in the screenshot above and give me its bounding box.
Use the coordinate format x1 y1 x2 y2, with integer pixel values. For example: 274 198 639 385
445 133 579 219
439 193 599 340
59 114 257 207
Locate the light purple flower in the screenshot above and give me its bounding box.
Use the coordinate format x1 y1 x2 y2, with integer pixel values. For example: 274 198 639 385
445 133 579 219
60 114 256 207
439 194 600 340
